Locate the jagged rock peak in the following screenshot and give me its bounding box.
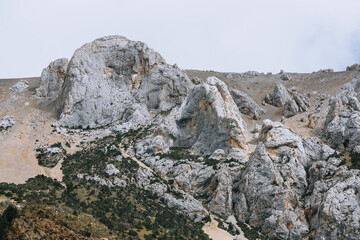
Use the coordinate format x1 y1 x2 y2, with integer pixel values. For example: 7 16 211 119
56 35 193 128
176 76 247 155
36 58 69 99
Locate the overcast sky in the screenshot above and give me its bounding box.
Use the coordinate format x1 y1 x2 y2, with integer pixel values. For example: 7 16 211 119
1 0 360 78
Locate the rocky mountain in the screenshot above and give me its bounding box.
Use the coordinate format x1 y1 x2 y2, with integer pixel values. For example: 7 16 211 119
0 35 360 240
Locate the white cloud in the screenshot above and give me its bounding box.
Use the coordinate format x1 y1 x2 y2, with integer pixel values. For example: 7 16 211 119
0 0 360 78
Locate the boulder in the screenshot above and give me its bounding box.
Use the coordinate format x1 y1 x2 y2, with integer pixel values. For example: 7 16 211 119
163 193 209 222
0 116 15 130
105 164 120 176
176 77 247 155
280 73 291 81
36 58 69 99
56 35 193 128
265 83 309 117
229 88 265 119
9 80 28 93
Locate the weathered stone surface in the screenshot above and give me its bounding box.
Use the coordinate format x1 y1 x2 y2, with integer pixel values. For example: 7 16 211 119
143 154 239 217
176 77 247 155
265 83 292 107
280 73 291 81
207 168 233 217
135 135 169 157
0 115 15 131
56 35 193 128
163 193 208 222
229 88 265 119
209 149 226 160
265 83 309 117
233 120 309 239
306 163 360 240
36 58 69 99
105 163 120 176
9 80 28 92
303 137 335 163
227 148 248 163
324 77 360 151
346 63 360 71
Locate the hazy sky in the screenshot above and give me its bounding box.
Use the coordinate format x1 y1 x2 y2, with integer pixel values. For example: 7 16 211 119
1 0 360 78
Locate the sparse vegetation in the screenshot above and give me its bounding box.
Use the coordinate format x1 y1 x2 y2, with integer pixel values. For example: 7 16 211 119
36 142 66 168
0 134 210 239
236 218 270 240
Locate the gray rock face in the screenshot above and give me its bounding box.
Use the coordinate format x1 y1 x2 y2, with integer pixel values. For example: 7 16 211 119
324 77 360 151
36 58 69 99
56 35 193 128
265 83 292 107
163 193 208 222
135 135 169 157
265 83 309 117
280 73 291 81
229 88 265 119
142 154 240 217
233 120 309 239
209 149 226 160
207 168 233 216
0 116 15 130
9 80 28 93
306 163 360 240
346 63 360 71
176 77 247 155
303 137 335 163
105 163 120 176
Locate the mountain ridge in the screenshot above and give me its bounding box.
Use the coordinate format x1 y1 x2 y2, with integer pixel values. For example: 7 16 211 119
0 35 360 239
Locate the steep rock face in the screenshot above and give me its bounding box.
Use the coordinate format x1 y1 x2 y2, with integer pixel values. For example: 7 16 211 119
265 83 309 117
36 58 69 99
176 77 247 155
207 167 233 216
143 155 240 217
306 161 360 240
324 77 360 151
233 120 309 239
229 88 265 120
56 36 193 128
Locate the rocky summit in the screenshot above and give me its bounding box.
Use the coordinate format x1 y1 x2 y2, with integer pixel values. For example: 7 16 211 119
1 35 360 240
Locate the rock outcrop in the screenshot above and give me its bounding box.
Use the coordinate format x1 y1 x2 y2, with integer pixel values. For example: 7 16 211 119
306 160 360 239
0 116 15 130
176 77 247 155
229 88 265 119
346 63 360 71
36 58 69 99
265 83 309 117
143 154 239 218
12 35 360 240
9 80 28 93
233 120 309 239
56 35 193 128
324 77 360 151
